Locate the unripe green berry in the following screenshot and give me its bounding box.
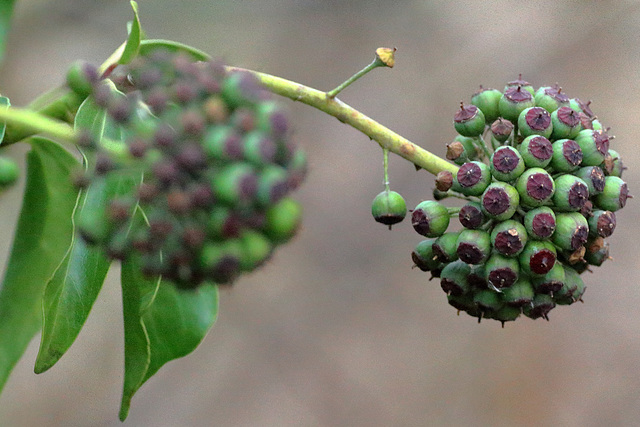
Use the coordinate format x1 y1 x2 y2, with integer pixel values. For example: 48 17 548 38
440 260 471 296
66 60 99 98
532 262 565 294
256 101 289 137
471 87 502 123
221 71 261 108
453 103 486 137
490 146 525 181
550 106 582 139
490 118 514 143
552 212 589 251
584 237 610 266
203 125 243 161
412 239 441 272
432 231 461 263
238 230 273 271
263 197 302 244
518 106 553 138
574 166 605 196
519 240 557 276
602 149 625 178
456 229 491 264
0 156 19 188
481 182 520 221
256 165 289 206
490 220 528 257
515 167 555 207
473 289 503 313
485 253 520 290
498 86 535 122
550 139 582 173
502 277 535 308
453 161 491 196
242 131 277 165
371 190 407 228
210 163 257 206
411 200 450 237
518 135 553 168
552 174 589 212
492 305 522 327
574 129 610 166
199 241 242 284
504 76 535 96
448 293 480 317
554 266 584 305
534 86 570 113
588 210 616 238
524 206 556 240
523 293 556 320
594 176 630 212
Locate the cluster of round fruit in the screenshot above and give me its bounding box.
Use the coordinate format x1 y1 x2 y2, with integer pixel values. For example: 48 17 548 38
68 49 306 289
376 76 629 324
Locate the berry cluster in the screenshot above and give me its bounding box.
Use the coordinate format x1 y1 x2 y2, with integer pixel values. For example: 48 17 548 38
69 49 306 289
411 77 630 325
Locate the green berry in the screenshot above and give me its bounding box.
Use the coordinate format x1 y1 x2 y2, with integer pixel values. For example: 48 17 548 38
550 106 582 139
0 156 19 188
552 212 589 251
588 210 616 238
549 139 582 173
502 277 535 308
519 240 557 276
524 207 556 240
412 239 441 272
584 237 610 266
481 182 520 221
473 289 503 313
256 101 289 137
523 293 556 320
448 293 479 317
552 174 589 212
574 129 610 166
371 190 407 228
490 220 528 257
594 176 630 212
453 161 491 196
242 131 277 165
263 197 302 244
492 305 522 327
207 206 241 240
456 229 491 264
498 86 535 122
490 118 514 143
256 165 289 206
503 76 535 96
532 262 565 294
439 260 471 296
518 135 553 168
471 87 502 123
453 103 486 137
203 125 243 161
199 240 242 284
221 71 260 108
485 253 520 290
534 86 569 113
210 163 257 205
238 230 273 271
490 146 525 181
602 149 625 177
574 166 605 196
432 231 461 263
518 106 553 138
411 200 450 237
554 266 584 305
515 167 555 207
66 60 98 98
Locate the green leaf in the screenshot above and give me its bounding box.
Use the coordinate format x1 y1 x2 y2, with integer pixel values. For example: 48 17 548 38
0 137 79 394
34 94 132 373
119 253 218 421
119 1 142 65
139 39 210 61
0 96 9 144
0 0 16 64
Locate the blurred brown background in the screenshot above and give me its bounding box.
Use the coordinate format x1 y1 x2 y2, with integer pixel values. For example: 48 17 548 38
1 1 639 426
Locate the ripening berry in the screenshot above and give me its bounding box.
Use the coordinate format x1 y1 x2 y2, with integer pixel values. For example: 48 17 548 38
588 210 616 238
552 174 589 212
473 289 503 314
439 260 471 296
502 277 535 308
518 135 553 168
574 166 605 196
552 212 589 251
594 176 630 212
238 230 273 271
523 293 556 320
515 167 555 207
453 103 486 137
458 201 485 229
371 190 407 228
453 161 491 196
550 139 582 173
498 86 535 122
490 220 528 257
492 305 522 327
534 85 570 113
551 106 582 139
519 240 556 276
481 182 520 221
490 146 525 181
256 165 290 206
524 206 556 240
456 229 491 264
554 266 584 305
574 129 610 166
471 87 502 123
432 231 461 263
485 253 520 290
518 106 553 138
411 200 450 237
532 262 565 294
412 239 441 272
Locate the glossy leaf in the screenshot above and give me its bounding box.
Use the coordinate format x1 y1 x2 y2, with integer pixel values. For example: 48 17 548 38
0 96 9 144
139 39 210 61
119 253 218 421
119 1 142 65
0 137 79 394
0 0 16 64
34 94 132 373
